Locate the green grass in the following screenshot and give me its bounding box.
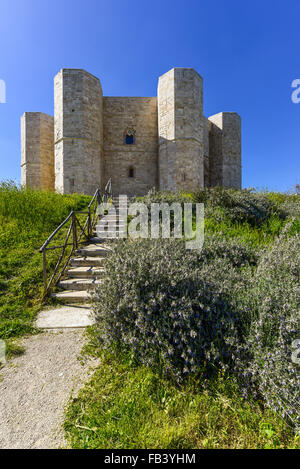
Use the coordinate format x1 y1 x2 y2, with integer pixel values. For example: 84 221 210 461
204 215 294 246
64 333 299 449
0 181 91 358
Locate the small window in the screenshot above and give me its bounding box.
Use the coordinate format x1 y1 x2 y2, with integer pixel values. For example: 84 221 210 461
124 127 136 145
128 167 135 178
126 134 134 145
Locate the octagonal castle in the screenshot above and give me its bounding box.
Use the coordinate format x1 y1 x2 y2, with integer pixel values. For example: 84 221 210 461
21 67 241 196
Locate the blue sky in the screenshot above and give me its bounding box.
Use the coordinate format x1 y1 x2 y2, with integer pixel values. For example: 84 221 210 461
0 0 299 191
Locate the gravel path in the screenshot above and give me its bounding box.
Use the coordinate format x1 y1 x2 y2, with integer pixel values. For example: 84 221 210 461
0 329 99 449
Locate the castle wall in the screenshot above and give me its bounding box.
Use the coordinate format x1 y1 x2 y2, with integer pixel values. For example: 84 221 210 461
103 97 158 196
21 67 242 196
54 69 103 194
208 112 241 188
158 68 204 192
21 112 54 190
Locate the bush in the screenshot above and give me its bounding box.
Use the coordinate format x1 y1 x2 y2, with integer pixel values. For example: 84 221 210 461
137 187 285 228
134 187 192 207
201 234 259 267
192 187 283 227
93 231 300 431
280 199 300 219
93 236 256 381
233 230 300 431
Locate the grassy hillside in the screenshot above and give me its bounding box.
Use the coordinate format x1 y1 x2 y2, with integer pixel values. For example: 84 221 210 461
64 187 300 449
1 183 299 448
0 181 91 357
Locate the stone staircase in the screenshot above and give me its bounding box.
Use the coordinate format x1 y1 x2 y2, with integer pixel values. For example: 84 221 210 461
52 197 129 304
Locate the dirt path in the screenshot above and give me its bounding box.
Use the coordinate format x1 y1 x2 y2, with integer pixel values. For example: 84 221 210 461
0 329 99 449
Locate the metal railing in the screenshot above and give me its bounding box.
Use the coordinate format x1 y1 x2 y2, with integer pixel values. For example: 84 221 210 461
39 179 112 297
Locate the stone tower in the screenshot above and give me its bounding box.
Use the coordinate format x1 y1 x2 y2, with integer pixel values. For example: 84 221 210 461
158 68 204 192
54 69 104 194
208 112 241 188
21 67 242 195
21 112 54 190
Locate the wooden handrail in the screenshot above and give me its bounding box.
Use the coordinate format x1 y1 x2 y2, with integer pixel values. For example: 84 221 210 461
104 178 112 195
88 188 101 209
39 212 74 253
39 182 112 297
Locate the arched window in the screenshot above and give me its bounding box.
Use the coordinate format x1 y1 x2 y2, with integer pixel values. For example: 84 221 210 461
128 167 135 178
126 134 134 145
124 128 135 145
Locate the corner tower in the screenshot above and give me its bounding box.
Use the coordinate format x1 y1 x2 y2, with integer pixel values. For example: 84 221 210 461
21 112 54 190
54 69 104 194
208 112 241 189
157 68 204 191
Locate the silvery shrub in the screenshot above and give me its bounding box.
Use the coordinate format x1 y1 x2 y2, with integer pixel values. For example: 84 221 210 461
193 187 284 226
93 235 257 381
233 231 300 431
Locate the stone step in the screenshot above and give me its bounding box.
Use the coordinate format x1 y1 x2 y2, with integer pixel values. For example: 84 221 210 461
112 200 130 204
97 217 127 222
58 278 103 291
90 234 125 240
76 244 112 257
90 234 125 241
96 215 127 226
96 224 122 229
98 213 127 220
99 214 127 219
93 230 127 236
111 202 129 206
51 290 90 303
106 210 128 215
66 266 106 278
96 223 127 229
70 256 106 267
94 230 126 236
36 306 95 328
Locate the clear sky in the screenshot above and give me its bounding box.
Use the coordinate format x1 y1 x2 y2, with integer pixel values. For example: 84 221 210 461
0 0 299 192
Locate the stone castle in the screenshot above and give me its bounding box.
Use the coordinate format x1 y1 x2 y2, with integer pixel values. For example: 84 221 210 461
21 67 241 196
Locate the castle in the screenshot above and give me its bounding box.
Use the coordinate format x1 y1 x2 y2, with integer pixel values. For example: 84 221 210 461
21 67 241 196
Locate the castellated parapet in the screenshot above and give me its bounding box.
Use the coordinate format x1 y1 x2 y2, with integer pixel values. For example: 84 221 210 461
21 67 242 196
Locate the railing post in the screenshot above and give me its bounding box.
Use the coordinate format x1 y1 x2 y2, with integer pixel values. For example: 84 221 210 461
43 250 47 294
88 208 91 238
72 212 78 250
97 188 101 206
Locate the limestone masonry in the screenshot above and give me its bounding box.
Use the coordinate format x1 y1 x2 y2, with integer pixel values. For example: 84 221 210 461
21 68 241 196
